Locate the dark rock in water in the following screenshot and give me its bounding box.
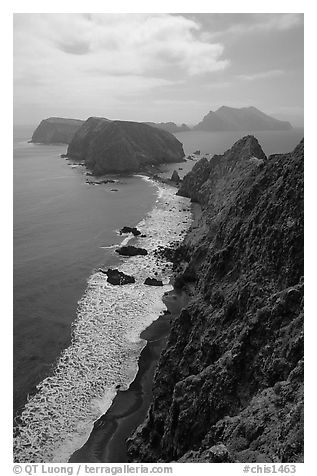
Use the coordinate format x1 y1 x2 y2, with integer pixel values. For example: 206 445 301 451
67 117 185 175
144 277 163 286
31 117 84 144
193 150 201 155
60 153 67 158
187 155 194 160
178 167 183 170
110 189 119 192
99 268 135 285
140 234 147 238
116 246 148 256
87 179 116 185
171 170 181 183
120 226 141 236
194 106 292 131
127 138 304 463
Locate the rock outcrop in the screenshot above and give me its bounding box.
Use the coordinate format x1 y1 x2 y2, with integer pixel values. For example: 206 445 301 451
144 278 163 286
178 135 267 203
31 117 84 144
127 136 304 463
171 170 181 183
194 106 292 131
116 246 148 257
120 226 141 236
99 268 135 285
66 118 185 175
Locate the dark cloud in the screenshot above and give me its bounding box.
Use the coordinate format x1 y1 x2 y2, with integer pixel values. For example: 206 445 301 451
56 39 91 55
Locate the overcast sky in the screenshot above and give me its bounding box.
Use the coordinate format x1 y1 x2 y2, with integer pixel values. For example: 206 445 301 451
13 13 304 127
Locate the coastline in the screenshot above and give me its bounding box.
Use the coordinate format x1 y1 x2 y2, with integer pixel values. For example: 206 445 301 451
69 288 187 463
69 192 198 464
14 154 193 463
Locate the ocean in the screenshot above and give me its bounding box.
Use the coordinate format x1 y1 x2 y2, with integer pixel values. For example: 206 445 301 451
13 126 192 462
13 125 303 462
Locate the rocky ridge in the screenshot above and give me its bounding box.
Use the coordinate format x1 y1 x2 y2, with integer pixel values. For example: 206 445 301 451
127 136 304 463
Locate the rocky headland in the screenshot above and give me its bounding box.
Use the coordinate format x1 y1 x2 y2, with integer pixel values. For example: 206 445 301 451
30 117 84 144
127 135 304 463
66 117 185 175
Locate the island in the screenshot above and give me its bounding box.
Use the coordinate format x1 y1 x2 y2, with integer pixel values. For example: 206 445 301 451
66 117 185 175
194 106 292 131
30 117 84 144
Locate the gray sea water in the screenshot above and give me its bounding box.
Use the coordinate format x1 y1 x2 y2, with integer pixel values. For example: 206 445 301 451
13 126 192 462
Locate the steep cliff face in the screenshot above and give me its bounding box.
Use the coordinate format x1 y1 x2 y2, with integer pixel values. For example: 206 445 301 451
31 117 84 144
128 136 304 463
178 135 267 204
67 118 185 174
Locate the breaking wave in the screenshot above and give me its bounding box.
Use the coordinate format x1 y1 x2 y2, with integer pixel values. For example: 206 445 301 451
13 179 192 463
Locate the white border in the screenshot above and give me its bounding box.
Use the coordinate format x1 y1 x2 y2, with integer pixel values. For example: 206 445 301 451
3 3 311 474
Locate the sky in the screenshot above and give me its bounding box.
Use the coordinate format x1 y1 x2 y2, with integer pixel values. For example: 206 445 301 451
13 13 304 127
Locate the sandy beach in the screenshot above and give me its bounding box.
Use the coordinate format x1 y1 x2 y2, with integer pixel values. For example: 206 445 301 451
69 288 186 463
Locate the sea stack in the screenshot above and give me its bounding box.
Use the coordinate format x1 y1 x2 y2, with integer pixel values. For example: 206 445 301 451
67 117 185 175
171 170 181 183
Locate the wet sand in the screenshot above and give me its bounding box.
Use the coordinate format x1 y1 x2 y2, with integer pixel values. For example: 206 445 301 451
69 288 187 463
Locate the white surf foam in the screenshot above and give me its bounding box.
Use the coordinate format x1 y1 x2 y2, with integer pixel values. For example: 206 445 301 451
13 180 192 463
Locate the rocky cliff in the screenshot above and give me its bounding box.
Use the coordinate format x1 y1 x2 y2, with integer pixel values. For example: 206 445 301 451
31 117 84 144
194 106 292 131
127 136 304 463
67 118 185 175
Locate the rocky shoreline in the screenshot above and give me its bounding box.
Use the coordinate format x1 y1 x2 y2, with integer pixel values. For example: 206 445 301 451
68 202 197 463
69 289 185 463
127 136 304 463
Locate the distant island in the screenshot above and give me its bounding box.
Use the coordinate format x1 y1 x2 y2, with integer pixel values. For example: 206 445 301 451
66 117 185 175
30 117 84 144
30 106 293 147
194 106 292 131
144 122 190 133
